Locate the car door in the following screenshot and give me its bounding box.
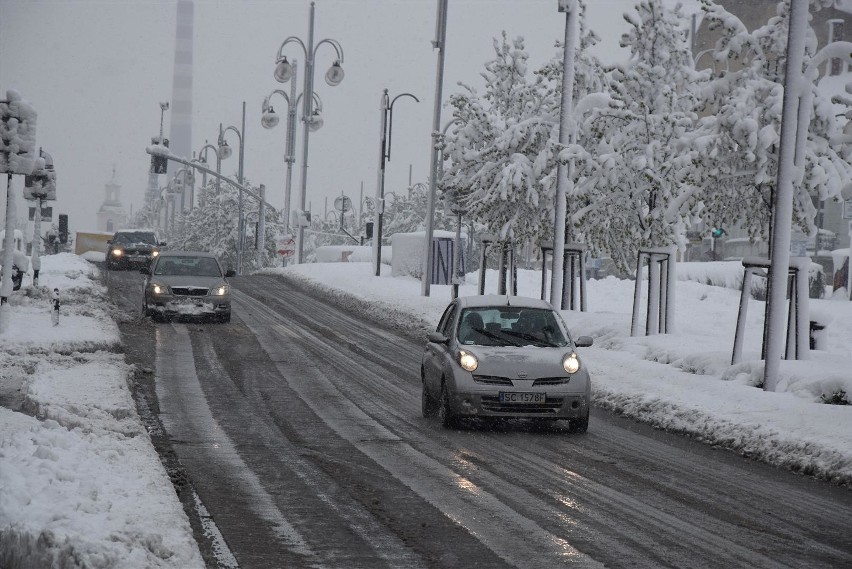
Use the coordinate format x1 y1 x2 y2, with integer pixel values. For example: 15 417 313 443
423 302 457 392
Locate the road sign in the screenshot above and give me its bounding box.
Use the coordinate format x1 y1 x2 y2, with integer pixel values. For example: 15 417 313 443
843 199 852 220
334 195 352 212
278 235 296 257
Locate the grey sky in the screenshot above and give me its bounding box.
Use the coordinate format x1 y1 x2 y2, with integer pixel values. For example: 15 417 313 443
0 0 699 235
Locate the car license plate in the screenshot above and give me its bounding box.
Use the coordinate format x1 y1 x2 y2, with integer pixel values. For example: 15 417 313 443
499 391 545 404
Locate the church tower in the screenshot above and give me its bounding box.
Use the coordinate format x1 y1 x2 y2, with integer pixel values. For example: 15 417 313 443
97 168 128 232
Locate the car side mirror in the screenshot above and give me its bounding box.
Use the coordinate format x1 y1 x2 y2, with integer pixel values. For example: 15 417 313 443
106 240 112 245
427 331 449 344
575 336 593 348
159 242 167 247
225 269 236 278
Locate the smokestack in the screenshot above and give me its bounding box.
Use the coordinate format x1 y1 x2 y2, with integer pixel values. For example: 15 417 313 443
167 0 194 176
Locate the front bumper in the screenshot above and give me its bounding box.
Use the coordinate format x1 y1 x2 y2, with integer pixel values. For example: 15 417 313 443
446 390 589 419
149 296 231 317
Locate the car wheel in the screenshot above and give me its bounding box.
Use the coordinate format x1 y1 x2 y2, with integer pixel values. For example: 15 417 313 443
438 380 458 429
421 372 438 418
568 410 589 434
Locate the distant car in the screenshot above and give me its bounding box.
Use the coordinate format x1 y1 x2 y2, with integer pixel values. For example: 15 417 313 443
141 251 235 322
421 295 594 432
106 229 166 270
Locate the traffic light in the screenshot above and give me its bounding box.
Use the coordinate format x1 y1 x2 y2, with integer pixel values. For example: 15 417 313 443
58 214 68 244
150 137 169 174
365 222 374 240
711 227 726 238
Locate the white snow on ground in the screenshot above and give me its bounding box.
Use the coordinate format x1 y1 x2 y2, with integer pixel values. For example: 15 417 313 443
0 253 203 569
1 253 851 566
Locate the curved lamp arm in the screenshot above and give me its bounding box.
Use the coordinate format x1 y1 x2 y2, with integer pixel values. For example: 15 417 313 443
386 92 419 162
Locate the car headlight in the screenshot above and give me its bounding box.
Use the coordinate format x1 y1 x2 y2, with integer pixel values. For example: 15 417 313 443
151 283 167 295
563 352 581 374
458 350 478 372
111 248 123 257
212 284 228 296
151 250 159 257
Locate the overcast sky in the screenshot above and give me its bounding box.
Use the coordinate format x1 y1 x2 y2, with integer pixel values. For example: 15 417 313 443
0 0 701 235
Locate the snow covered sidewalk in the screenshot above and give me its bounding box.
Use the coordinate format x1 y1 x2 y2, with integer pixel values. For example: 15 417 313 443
0 254 202 569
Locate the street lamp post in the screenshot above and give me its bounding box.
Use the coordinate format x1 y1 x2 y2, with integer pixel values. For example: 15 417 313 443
438 119 463 298
763 0 852 390
218 103 246 274
273 0 345 264
422 0 449 296
374 88 419 276
550 0 579 310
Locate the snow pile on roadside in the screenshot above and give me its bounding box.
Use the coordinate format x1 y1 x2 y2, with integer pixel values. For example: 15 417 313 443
0 254 203 569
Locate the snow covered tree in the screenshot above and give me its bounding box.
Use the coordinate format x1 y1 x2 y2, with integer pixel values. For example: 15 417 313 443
694 0 852 244
169 178 285 272
441 4 606 255
563 0 708 268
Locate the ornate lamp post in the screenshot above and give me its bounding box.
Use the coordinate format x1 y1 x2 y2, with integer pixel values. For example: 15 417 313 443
196 140 221 200
273 0 345 264
262 78 323 236
218 103 246 274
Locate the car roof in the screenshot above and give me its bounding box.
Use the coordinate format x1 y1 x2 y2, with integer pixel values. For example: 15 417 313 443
114 228 157 234
455 295 556 310
156 250 217 259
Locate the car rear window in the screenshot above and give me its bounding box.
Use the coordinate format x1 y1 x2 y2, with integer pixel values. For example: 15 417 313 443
114 232 157 244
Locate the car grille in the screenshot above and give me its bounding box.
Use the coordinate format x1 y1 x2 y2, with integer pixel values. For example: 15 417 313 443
171 287 209 297
473 375 568 387
532 377 569 386
480 395 565 414
473 375 514 386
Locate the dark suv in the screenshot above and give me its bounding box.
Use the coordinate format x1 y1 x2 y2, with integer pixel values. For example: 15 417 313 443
106 229 166 270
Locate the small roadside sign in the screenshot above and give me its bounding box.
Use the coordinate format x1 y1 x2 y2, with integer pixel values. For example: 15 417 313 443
843 199 852 220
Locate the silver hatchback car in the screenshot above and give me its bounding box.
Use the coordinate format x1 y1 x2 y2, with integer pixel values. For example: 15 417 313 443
421 295 594 431
141 251 234 322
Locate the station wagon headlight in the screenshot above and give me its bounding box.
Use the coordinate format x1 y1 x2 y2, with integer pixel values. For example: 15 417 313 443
213 284 228 296
563 352 581 374
458 350 478 372
110 248 123 257
152 250 160 257
151 283 166 295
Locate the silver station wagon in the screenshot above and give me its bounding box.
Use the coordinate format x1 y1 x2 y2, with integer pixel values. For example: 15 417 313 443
421 295 594 432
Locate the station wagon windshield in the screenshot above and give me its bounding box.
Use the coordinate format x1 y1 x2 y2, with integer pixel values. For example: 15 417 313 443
154 257 222 277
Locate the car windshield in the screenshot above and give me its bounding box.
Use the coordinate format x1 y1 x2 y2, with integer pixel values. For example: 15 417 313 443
457 307 568 348
154 256 222 277
114 232 157 245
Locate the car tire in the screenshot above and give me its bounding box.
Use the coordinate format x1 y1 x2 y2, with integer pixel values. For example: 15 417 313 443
422 372 438 418
438 380 458 429
568 410 589 434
